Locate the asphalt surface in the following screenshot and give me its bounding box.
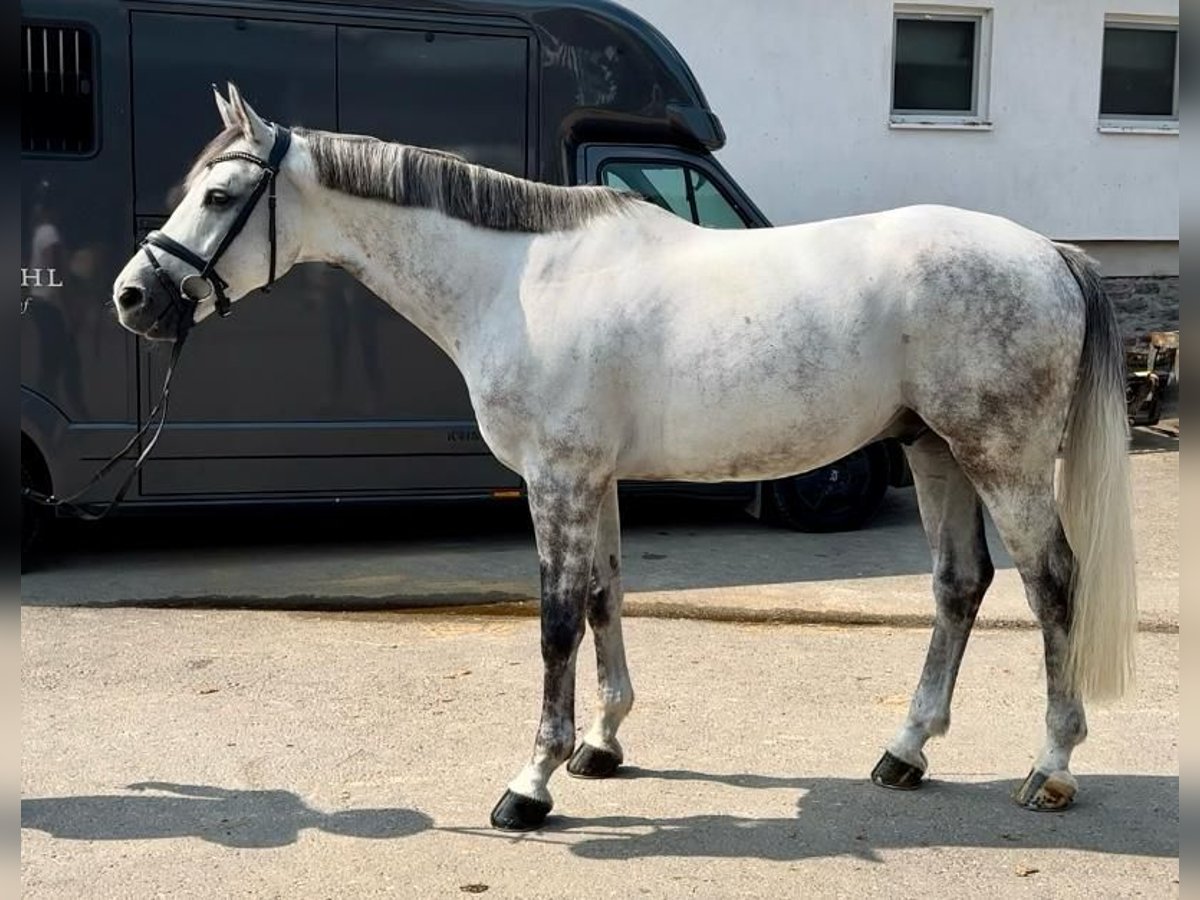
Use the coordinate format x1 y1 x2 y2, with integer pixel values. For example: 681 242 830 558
21 609 1178 898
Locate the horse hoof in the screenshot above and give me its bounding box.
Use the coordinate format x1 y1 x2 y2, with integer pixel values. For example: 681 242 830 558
1014 768 1077 811
567 743 623 779
870 750 926 790
490 789 552 831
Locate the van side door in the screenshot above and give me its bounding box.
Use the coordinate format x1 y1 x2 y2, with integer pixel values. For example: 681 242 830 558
130 10 523 501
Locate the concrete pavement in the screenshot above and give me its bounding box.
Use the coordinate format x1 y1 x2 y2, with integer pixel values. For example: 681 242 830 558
21 607 1178 898
21 427 1179 633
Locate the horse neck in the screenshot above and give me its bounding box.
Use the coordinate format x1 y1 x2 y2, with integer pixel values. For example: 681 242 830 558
297 187 528 364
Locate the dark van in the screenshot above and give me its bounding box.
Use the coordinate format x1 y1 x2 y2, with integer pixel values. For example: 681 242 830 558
21 0 908 566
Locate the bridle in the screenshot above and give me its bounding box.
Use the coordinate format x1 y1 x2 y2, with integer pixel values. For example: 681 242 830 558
141 123 292 329
23 125 292 521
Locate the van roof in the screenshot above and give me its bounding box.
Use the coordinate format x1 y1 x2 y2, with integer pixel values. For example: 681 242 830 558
153 0 727 152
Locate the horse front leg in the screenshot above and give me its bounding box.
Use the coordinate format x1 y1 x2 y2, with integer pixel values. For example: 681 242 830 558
567 482 633 779
490 473 608 831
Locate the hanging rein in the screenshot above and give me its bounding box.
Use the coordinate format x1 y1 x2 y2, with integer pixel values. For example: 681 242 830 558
23 125 292 521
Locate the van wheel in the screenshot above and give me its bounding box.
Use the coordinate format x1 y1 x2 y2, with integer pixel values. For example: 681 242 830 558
766 442 890 533
22 457 48 573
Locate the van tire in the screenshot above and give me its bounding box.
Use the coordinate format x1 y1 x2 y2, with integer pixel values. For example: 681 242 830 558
766 441 890 533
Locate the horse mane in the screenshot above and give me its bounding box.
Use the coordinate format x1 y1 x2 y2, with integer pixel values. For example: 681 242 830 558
295 128 643 233
184 125 643 232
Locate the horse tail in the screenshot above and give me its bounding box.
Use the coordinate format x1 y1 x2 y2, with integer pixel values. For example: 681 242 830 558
1053 242 1137 700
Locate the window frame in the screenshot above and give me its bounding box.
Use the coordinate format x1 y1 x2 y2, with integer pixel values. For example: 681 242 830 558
1097 14 1179 135
20 19 102 159
890 4 993 131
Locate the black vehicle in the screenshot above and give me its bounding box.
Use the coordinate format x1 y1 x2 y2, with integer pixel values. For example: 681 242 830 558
21 0 908 566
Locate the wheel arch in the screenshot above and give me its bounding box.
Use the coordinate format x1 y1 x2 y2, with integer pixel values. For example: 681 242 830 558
21 387 71 497
22 431 52 495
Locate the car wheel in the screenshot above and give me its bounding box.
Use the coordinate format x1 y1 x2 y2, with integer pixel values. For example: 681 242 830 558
767 441 890 533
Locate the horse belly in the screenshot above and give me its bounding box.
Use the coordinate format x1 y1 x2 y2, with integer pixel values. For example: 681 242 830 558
616 345 903 482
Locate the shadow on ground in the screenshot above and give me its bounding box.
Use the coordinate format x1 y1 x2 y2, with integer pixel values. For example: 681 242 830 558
518 771 1178 862
21 782 432 849
27 425 1173 594
29 489 954 595
23 773 1176 861
1128 424 1180 456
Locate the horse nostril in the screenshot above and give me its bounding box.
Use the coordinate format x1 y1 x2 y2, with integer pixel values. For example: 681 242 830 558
117 286 144 312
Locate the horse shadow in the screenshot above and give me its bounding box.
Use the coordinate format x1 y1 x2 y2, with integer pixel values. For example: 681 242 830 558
536 770 1178 862
23 773 1177 861
1128 424 1179 455
21 782 432 849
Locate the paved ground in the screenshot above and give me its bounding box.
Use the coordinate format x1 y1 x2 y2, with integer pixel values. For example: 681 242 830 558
22 426 1179 896
21 609 1178 898
22 424 1179 632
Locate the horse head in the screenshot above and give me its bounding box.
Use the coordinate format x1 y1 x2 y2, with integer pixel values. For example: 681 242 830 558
111 84 303 340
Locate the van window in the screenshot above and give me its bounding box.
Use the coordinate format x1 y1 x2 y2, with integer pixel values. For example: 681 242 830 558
691 171 748 229
601 161 747 229
22 23 96 155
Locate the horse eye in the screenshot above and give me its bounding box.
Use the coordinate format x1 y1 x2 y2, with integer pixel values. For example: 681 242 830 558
204 189 232 208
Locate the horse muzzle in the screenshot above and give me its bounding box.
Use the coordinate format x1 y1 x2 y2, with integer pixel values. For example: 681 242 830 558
113 276 194 342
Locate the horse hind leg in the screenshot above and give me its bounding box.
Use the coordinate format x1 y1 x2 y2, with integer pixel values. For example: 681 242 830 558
872 433 994 790
970 475 1086 811
567 482 635 779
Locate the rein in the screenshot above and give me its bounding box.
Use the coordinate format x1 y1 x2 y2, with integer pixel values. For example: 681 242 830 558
22 339 187 521
23 125 292 521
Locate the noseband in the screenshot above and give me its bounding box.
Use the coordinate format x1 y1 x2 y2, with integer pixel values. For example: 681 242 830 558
141 124 292 329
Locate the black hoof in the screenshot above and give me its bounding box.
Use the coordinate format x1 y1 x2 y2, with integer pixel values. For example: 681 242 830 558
870 750 926 791
566 743 623 779
490 789 552 832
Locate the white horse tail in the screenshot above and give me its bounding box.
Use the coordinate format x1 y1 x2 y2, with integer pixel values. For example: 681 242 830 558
1054 242 1138 700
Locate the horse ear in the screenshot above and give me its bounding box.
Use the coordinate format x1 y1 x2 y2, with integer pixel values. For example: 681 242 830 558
225 82 274 147
212 84 235 128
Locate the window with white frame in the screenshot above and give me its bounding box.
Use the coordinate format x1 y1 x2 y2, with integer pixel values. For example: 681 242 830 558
891 6 992 126
1099 17 1178 129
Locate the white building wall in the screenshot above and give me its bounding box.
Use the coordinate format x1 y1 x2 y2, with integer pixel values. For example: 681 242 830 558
620 0 1178 272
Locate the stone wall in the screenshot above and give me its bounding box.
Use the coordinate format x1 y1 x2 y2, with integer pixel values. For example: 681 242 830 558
1104 276 1179 339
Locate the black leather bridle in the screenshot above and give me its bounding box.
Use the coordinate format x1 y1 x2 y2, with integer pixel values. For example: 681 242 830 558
141 123 292 328
23 125 292 521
